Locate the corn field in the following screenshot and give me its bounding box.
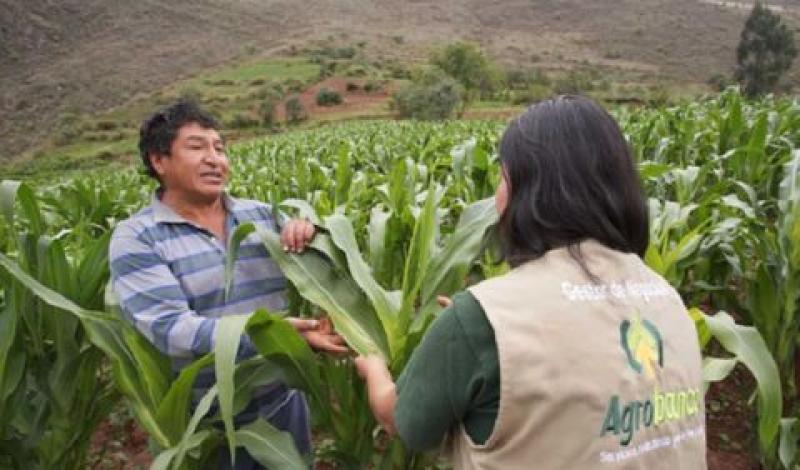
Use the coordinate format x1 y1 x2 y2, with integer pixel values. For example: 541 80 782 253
1 88 800 468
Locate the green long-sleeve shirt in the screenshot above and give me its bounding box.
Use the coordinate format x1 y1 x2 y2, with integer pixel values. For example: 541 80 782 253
394 291 500 451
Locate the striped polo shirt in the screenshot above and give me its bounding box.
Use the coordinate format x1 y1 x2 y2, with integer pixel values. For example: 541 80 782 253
109 192 288 371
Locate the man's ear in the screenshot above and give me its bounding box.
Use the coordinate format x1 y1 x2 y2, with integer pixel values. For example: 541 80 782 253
150 153 168 177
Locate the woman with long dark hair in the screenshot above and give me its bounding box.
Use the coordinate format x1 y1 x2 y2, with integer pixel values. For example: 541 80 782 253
355 96 706 469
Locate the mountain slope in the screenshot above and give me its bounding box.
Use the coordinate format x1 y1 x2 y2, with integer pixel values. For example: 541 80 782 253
2 0 798 163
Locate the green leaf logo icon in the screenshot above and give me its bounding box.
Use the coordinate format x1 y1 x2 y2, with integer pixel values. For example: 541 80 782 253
620 311 664 379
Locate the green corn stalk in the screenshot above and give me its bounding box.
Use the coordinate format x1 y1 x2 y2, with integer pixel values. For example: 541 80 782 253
0 181 118 470
696 310 782 468
220 192 497 467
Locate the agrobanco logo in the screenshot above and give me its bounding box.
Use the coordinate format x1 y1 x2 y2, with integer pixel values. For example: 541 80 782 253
620 313 663 379
600 312 701 447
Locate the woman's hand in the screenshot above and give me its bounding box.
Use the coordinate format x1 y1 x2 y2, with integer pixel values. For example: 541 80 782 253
280 218 315 253
354 355 388 380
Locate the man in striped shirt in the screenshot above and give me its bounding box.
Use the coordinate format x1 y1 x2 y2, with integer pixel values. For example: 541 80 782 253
109 100 346 468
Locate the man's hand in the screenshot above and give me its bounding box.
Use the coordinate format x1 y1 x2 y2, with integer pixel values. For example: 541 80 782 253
302 316 349 355
281 218 315 253
287 316 348 355
286 317 320 331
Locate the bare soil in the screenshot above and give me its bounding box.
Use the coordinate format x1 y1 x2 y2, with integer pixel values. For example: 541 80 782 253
88 413 151 470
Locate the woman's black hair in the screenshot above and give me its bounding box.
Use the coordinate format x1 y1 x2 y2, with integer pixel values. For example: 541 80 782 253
497 95 649 268
138 99 220 179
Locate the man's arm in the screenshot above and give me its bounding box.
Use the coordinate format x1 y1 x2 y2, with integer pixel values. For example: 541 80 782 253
111 224 346 358
110 228 255 359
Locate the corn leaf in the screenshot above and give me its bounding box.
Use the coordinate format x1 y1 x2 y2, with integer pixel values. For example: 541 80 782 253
704 311 781 453
214 314 252 465
166 385 218 470
235 418 307 469
398 185 439 331
0 253 115 324
257 227 389 358
245 310 325 410
326 214 399 351
420 196 497 306
156 354 214 445
779 418 798 470
225 223 257 301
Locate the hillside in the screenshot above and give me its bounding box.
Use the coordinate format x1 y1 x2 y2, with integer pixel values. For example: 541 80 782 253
2 0 799 166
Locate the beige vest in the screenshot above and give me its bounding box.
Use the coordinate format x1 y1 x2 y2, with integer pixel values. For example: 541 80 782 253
454 240 706 470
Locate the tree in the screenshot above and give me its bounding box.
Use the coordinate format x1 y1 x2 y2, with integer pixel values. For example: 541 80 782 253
431 42 501 101
735 2 797 97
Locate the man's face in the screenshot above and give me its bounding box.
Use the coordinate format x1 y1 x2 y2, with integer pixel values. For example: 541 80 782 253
151 123 229 202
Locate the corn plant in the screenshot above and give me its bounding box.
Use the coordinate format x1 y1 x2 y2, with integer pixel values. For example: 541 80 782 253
696 309 782 468
0 254 308 470
0 181 118 469
217 192 498 467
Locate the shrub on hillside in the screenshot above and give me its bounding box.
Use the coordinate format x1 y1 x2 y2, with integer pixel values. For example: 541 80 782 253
343 64 369 77
259 89 284 127
318 60 337 80
316 88 343 106
511 84 552 105
208 79 235 87
227 112 259 129
393 68 463 120
505 67 550 90
553 70 596 95
286 79 305 93
364 81 383 93
334 46 357 59
95 120 119 131
708 74 734 92
389 63 411 79
55 113 81 145
311 46 357 62
178 87 203 103
285 95 308 124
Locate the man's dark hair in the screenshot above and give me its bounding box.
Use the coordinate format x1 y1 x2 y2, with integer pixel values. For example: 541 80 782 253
497 95 649 269
138 100 221 179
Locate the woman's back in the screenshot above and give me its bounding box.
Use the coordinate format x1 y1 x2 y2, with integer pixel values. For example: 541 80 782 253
454 240 706 469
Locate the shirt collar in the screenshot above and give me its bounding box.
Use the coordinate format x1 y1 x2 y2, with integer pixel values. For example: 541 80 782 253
151 189 238 224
